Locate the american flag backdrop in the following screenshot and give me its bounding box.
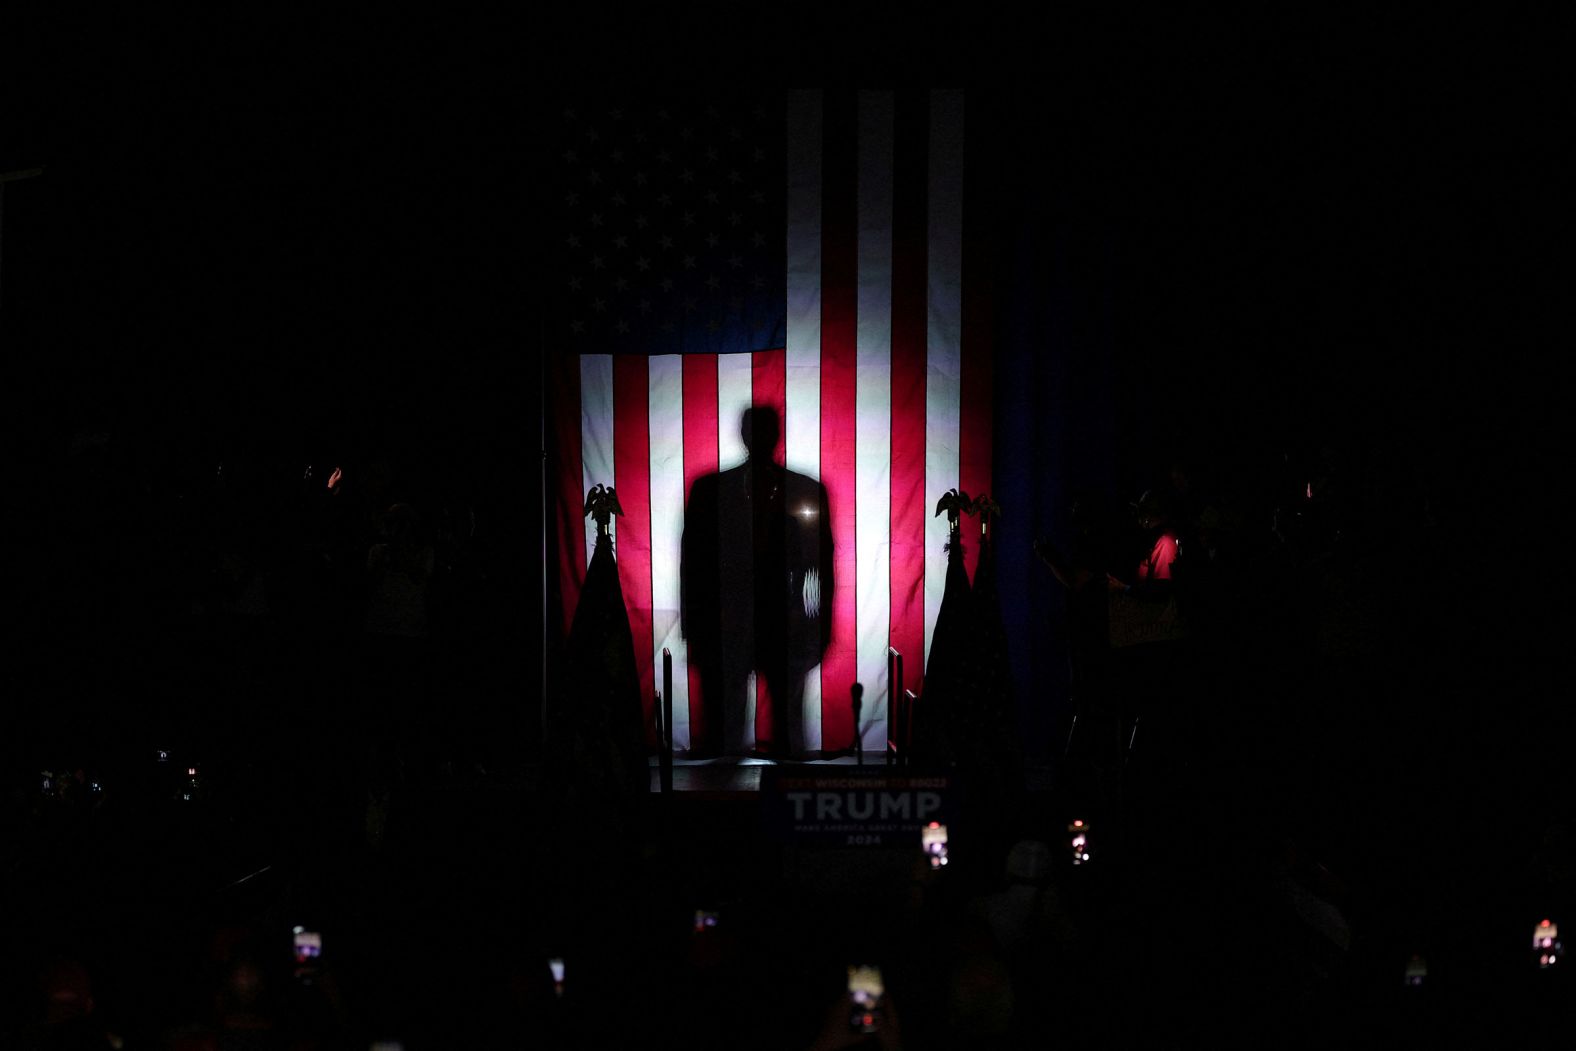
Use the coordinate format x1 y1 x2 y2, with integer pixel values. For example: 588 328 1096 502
551 89 993 756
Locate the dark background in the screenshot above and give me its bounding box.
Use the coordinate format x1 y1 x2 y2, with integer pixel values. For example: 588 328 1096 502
3 17 532 757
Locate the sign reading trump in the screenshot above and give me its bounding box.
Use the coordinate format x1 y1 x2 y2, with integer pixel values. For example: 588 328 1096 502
761 770 953 846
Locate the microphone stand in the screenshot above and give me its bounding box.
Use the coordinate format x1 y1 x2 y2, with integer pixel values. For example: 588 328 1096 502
850 682 864 766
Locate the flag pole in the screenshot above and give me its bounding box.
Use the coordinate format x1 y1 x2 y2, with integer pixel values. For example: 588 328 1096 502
662 649 674 792
850 682 863 765
540 325 550 749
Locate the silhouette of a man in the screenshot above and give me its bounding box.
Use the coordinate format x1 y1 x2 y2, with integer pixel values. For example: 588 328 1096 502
681 406 833 758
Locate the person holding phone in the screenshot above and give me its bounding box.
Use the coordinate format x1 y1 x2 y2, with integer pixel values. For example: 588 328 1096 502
805 966 904 1051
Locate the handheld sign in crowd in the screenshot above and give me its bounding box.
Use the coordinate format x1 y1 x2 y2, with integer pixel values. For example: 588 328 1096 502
760 769 954 847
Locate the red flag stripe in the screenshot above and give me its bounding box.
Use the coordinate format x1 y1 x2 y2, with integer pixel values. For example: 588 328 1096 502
681 353 720 747
753 348 788 466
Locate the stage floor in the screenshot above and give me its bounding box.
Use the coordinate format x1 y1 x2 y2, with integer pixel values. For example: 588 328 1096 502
647 756 1058 794
647 755 861 794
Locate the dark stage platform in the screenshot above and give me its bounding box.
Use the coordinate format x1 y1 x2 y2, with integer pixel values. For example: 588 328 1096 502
648 755 1058 795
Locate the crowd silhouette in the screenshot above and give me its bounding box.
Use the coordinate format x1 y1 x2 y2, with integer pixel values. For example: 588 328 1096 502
2 426 1569 1049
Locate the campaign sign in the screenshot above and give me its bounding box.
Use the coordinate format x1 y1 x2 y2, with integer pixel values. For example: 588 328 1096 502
760 769 953 846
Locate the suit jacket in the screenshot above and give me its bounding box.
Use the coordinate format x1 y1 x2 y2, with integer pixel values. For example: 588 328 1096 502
681 460 834 673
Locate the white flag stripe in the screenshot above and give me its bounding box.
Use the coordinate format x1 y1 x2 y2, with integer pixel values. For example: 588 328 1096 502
786 90 825 753
580 354 617 567
648 355 689 751
715 352 756 737
855 90 895 753
785 87 825 483
717 353 753 471
745 671 759 755
923 90 965 670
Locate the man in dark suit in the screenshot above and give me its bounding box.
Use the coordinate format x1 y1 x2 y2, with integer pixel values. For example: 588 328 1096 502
681 406 833 758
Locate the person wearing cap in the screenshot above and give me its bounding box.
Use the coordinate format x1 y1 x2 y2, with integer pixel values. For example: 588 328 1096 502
1127 490 1180 590
1106 489 1184 648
